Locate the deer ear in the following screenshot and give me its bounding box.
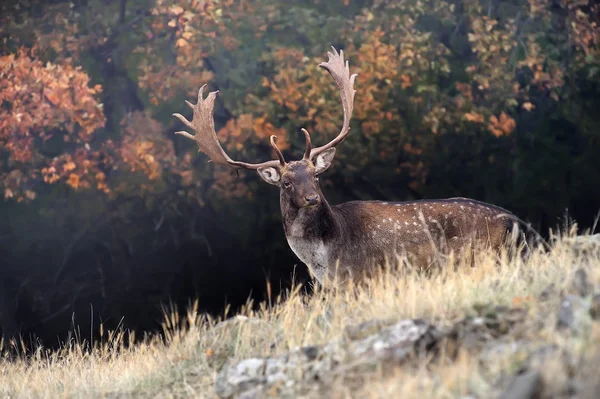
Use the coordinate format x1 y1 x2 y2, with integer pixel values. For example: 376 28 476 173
257 166 281 186
314 148 336 174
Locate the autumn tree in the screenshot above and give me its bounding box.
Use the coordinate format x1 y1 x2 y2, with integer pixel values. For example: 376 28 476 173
1 0 598 223
0 48 108 201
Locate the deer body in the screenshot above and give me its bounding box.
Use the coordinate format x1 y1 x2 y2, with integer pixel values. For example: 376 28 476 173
174 47 517 286
281 182 515 284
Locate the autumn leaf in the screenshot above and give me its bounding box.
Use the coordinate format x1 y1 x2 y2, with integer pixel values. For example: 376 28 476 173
464 111 485 123
169 5 184 15
67 173 80 189
399 74 412 89
63 161 76 172
488 112 516 137
522 102 535 111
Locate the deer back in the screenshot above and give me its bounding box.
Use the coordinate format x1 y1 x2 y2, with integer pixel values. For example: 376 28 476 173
319 197 516 279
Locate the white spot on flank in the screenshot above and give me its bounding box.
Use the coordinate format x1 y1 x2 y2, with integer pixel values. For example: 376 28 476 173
413 222 417 226
460 205 465 209
404 221 409 225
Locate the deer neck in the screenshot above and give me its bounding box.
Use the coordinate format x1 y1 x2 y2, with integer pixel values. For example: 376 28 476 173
280 195 337 241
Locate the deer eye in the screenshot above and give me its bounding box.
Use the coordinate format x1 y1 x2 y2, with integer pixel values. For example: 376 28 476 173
283 181 292 189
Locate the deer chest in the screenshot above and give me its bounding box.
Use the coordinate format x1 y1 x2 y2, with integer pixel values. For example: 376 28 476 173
286 237 330 284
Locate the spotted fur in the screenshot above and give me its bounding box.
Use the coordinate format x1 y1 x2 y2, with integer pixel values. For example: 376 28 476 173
268 159 518 286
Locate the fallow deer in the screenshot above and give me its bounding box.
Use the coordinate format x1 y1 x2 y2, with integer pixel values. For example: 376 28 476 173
173 47 518 285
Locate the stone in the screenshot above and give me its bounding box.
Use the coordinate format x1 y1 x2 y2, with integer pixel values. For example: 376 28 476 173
215 358 267 399
562 234 600 258
344 318 397 340
571 268 591 297
214 307 538 398
499 370 543 399
214 319 438 398
539 284 555 302
590 294 600 320
556 295 590 332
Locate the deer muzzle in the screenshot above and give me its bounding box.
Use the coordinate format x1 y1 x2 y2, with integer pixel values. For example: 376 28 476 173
304 194 320 207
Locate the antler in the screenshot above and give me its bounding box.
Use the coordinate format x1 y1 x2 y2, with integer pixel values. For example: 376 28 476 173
307 47 357 160
173 85 285 170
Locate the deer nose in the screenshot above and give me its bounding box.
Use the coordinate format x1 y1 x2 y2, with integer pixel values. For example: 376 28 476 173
305 194 319 206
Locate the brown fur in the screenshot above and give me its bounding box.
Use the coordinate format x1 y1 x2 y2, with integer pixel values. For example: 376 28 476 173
273 159 516 285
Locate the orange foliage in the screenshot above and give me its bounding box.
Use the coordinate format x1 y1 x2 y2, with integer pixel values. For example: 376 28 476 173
119 111 178 184
0 48 108 201
3 0 596 205
488 112 516 137
464 112 485 124
136 0 255 103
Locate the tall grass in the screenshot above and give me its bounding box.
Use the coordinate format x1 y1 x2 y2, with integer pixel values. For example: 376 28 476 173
1 226 599 398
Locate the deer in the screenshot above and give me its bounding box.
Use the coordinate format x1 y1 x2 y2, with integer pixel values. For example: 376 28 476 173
173 47 519 286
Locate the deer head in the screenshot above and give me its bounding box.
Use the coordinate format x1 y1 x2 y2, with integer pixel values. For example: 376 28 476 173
172 47 357 211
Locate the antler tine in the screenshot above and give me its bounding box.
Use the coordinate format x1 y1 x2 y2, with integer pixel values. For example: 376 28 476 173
174 85 282 171
309 47 357 159
269 135 286 166
301 128 312 160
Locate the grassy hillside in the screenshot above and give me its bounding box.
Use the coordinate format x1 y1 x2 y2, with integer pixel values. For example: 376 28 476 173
2 228 600 398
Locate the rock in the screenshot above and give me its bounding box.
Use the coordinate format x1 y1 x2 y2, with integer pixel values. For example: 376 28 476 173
556 295 590 332
562 234 600 258
214 306 532 398
590 294 600 320
446 305 528 352
571 268 591 297
214 319 438 398
499 370 543 399
539 283 555 302
480 340 558 371
344 318 397 340
215 358 267 399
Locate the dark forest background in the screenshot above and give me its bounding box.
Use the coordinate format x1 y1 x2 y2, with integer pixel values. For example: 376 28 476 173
0 0 599 350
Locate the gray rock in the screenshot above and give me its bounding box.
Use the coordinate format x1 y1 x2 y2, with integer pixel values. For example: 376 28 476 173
571 268 591 297
214 307 534 398
344 318 397 340
539 283 555 302
556 295 591 332
562 234 600 258
215 358 267 398
214 319 437 398
590 294 600 320
499 370 543 399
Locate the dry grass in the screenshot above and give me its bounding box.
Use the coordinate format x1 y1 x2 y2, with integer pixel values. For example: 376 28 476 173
1 226 600 398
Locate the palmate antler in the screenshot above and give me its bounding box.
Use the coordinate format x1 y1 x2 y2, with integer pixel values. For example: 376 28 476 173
305 47 357 160
173 86 285 170
173 47 357 169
